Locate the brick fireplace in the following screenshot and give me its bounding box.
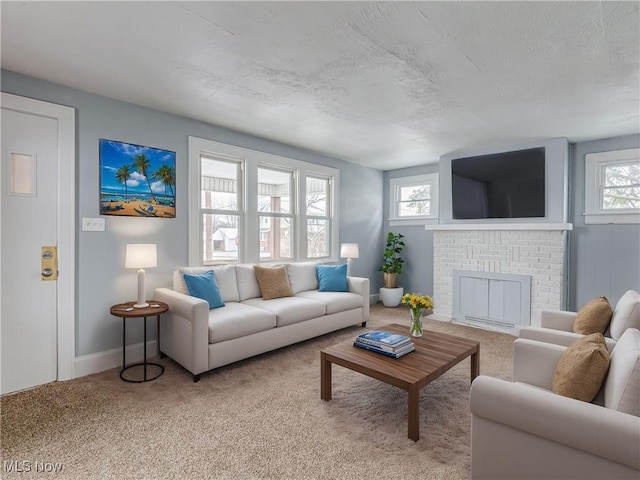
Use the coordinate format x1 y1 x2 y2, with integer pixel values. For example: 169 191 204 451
429 225 572 333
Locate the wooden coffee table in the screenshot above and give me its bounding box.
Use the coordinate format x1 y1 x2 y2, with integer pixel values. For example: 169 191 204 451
320 323 480 441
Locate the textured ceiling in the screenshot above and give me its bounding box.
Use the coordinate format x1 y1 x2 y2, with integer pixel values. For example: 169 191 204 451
2 1 638 169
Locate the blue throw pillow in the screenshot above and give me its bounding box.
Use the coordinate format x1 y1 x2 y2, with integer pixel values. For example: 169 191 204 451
317 264 349 292
183 270 225 309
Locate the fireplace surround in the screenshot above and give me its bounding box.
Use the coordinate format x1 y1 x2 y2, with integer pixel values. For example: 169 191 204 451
427 223 572 333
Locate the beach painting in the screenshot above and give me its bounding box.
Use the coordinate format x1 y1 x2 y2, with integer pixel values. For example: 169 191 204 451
99 139 176 218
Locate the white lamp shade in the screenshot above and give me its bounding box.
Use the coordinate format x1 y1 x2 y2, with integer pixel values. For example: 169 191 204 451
340 243 359 259
125 244 157 269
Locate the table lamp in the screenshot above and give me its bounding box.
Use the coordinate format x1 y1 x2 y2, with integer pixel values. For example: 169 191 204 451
340 243 359 276
125 244 157 308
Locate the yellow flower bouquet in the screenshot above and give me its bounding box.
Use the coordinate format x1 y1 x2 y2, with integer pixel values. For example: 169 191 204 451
401 293 434 337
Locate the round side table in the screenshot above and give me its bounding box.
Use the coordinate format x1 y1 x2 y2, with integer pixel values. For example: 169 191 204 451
110 301 168 383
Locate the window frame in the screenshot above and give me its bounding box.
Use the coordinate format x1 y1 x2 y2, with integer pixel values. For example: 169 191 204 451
388 173 439 227
305 174 333 259
188 136 339 266
257 164 295 262
584 148 640 225
200 153 243 265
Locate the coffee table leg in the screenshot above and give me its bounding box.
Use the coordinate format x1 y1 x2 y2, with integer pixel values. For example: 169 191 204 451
321 352 332 401
471 345 480 382
408 384 420 441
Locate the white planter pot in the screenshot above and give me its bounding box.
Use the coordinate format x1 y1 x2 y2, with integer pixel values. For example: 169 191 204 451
380 287 404 307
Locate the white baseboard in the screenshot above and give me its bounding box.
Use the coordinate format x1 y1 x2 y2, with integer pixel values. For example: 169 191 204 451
74 341 158 378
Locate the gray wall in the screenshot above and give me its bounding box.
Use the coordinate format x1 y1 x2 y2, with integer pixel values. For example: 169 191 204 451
568 134 640 310
1 69 384 357
382 164 439 296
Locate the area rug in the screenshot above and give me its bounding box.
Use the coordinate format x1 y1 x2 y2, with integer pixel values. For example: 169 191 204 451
1 304 514 480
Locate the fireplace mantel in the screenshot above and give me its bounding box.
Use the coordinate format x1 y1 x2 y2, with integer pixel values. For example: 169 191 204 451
425 223 572 231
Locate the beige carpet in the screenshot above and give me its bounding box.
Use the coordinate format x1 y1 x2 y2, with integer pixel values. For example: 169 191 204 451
1 304 514 480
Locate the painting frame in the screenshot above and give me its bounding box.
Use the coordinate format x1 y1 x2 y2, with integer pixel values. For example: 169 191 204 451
99 139 176 218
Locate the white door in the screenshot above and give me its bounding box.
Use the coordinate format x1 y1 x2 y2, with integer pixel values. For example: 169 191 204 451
1 94 75 395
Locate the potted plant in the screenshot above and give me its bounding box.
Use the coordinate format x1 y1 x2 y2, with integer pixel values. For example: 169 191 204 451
379 232 405 307
380 232 405 288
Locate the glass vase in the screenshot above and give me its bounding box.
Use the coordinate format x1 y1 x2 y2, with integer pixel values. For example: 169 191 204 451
410 308 423 337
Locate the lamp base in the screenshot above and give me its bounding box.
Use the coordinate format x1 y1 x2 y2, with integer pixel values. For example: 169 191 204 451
134 268 148 308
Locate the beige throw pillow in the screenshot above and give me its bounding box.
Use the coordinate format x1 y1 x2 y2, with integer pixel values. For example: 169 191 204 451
552 333 610 402
573 296 613 335
253 266 294 300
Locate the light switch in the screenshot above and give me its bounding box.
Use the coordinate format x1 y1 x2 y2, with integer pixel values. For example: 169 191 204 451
82 217 105 232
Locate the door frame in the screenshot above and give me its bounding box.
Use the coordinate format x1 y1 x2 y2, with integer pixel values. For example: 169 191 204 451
1 92 76 382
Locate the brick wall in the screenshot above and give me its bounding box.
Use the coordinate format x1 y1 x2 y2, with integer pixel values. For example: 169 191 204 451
433 230 566 327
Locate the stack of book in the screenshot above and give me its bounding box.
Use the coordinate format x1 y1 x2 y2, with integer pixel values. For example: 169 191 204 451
354 330 415 358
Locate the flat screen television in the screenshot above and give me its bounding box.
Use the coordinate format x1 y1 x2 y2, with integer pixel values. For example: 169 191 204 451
451 147 545 219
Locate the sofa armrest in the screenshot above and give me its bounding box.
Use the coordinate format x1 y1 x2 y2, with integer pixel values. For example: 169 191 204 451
470 376 640 470
520 327 617 351
156 287 208 321
519 326 578 347
154 287 210 376
513 338 565 389
540 309 576 331
347 276 370 323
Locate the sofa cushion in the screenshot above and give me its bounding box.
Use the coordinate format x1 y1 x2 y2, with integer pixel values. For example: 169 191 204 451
243 296 326 327
604 328 640 415
286 262 319 294
236 264 262 301
552 333 610 402
208 302 276 344
609 290 640 341
296 290 363 315
316 264 349 292
183 270 224 309
573 296 613 335
254 265 294 300
174 265 239 303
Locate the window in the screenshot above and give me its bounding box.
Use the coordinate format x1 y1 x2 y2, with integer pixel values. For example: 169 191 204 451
389 174 439 226
306 176 331 258
258 167 293 261
200 155 242 264
188 137 339 265
584 148 640 224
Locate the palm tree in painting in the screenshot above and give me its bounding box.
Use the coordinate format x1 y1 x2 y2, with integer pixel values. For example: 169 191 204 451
133 154 155 202
152 164 176 203
115 164 131 201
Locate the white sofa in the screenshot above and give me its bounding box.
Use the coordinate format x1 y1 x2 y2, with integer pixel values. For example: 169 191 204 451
470 329 640 480
155 262 369 381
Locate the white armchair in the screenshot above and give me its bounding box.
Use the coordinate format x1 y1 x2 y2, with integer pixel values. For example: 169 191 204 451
520 289 640 351
470 329 640 480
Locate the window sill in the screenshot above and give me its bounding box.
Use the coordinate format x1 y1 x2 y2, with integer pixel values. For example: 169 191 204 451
583 212 640 225
389 217 439 227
